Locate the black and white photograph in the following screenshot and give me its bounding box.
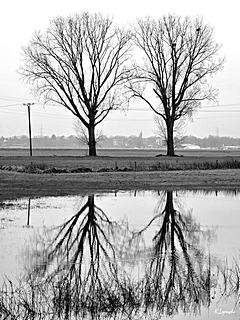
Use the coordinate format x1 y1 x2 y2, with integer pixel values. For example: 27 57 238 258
1 0 240 319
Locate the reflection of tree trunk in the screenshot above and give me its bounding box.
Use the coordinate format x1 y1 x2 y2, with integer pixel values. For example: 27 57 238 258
29 195 120 287
166 191 174 211
26 194 137 318
88 125 96 156
88 194 95 217
27 198 31 227
15 192 218 319
143 191 212 315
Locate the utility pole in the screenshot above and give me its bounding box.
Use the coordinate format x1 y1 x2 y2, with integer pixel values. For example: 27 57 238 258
23 103 34 156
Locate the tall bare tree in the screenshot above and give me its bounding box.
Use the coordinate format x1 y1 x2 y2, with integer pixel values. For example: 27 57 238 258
131 15 224 156
154 116 185 148
21 13 132 156
73 118 105 148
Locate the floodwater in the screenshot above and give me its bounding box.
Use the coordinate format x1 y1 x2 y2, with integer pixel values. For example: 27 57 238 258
1 190 240 319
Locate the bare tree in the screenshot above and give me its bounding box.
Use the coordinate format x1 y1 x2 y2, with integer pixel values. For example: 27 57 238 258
73 118 105 148
21 13 132 156
130 15 224 156
154 116 185 148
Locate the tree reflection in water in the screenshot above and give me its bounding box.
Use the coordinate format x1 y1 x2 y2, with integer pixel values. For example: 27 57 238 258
137 191 214 316
28 194 138 319
1 192 220 319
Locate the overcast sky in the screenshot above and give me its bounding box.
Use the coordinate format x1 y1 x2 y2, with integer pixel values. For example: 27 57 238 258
1 0 240 138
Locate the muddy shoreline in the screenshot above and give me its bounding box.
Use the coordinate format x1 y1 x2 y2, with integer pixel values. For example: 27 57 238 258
1 169 240 201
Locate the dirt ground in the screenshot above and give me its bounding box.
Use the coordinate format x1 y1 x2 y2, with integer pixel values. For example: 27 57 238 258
1 169 240 201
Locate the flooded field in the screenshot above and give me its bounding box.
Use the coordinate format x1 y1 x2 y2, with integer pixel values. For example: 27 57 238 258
1 190 240 319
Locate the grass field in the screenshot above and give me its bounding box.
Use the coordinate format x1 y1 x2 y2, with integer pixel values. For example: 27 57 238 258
1 148 240 201
2 147 240 157
1 148 240 172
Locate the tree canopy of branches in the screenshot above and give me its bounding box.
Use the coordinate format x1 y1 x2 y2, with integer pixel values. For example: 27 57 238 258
131 15 224 156
21 13 132 156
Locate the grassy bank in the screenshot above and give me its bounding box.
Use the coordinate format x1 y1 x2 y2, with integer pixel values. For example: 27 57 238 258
1 169 240 201
1 154 240 173
1 152 240 201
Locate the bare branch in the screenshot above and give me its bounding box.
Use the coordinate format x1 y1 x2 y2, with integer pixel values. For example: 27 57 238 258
20 12 133 156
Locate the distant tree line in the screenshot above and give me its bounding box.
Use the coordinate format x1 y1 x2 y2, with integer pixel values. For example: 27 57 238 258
183 135 240 149
1 134 240 149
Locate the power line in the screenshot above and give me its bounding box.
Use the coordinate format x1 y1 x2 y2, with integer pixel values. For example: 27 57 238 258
0 103 22 108
0 109 26 115
2 100 240 123
0 95 30 102
2 109 240 121
1 95 240 110
198 110 240 113
2 108 240 117
200 103 240 109
1 104 240 114
43 103 240 111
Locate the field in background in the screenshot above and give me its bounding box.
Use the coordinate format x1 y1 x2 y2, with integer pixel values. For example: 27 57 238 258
1 148 240 172
2 148 240 157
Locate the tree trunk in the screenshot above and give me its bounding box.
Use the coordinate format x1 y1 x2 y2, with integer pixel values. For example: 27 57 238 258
88 125 97 156
166 121 175 156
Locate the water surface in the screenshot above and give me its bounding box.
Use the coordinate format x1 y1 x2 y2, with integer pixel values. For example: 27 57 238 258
1 190 240 319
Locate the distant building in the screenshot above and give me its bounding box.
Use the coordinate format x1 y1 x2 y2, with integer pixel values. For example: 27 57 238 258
221 145 240 150
137 131 144 148
180 144 201 150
